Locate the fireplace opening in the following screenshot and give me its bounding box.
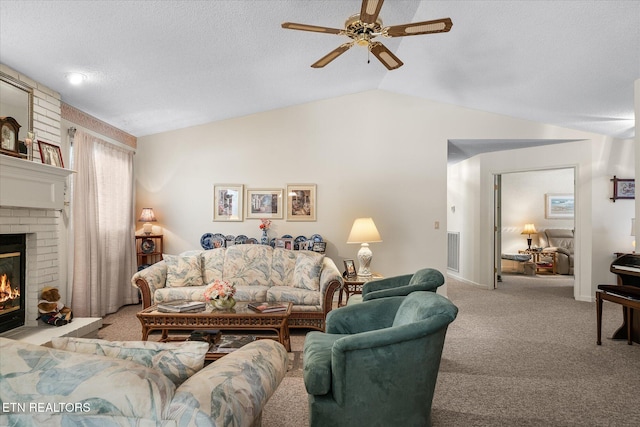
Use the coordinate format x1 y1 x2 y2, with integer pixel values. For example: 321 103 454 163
0 234 26 333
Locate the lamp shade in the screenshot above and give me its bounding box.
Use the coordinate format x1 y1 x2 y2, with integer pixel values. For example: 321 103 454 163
138 208 157 235
521 224 537 235
347 218 382 243
138 208 157 223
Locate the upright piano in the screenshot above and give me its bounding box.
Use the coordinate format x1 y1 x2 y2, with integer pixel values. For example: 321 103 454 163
596 254 640 345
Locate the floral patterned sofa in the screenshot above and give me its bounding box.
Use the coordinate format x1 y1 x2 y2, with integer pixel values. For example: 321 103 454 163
132 244 343 331
0 337 287 427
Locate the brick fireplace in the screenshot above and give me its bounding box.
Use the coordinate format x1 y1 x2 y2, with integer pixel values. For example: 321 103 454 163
0 155 101 343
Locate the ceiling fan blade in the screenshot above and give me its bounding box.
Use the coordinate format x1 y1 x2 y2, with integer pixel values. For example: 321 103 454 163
311 43 353 68
360 0 385 25
385 18 453 37
369 42 403 70
282 22 343 35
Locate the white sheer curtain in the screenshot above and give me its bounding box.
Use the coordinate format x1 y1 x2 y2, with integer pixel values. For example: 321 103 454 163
71 129 137 317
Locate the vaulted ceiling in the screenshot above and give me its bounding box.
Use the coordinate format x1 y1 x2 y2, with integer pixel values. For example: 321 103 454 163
1 0 638 149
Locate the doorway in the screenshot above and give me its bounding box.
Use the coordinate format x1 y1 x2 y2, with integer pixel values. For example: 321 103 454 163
494 168 576 290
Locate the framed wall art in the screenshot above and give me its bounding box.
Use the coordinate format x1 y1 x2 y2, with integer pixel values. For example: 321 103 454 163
246 188 283 219
286 184 316 221
38 140 64 167
214 184 244 221
545 193 574 219
610 176 635 202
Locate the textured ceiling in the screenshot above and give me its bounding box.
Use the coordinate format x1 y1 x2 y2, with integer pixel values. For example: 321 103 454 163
0 0 638 151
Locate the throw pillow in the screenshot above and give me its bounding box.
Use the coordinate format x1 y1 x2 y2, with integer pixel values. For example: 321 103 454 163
293 251 324 291
202 247 226 284
51 337 209 386
164 253 204 287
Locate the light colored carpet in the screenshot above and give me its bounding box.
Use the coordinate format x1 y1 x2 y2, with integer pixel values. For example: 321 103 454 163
97 275 640 426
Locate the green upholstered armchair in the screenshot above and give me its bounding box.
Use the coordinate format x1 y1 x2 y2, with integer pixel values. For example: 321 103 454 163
303 291 458 427
348 267 445 305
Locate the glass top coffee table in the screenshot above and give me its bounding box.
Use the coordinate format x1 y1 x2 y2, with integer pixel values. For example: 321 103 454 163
137 301 292 359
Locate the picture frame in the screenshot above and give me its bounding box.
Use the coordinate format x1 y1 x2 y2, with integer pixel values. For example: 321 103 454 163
37 140 64 167
343 259 357 278
246 188 283 219
610 176 635 202
286 184 316 221
312 241 326 254
545 193 574 219
275 237 293 250
214 184 244 221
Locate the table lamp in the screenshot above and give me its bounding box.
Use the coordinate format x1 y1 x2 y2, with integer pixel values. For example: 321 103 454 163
138 208 157 235
521 223 537 250
347 217 382 277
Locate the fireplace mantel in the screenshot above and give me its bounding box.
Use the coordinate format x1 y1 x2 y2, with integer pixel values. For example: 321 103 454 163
0 155 74 210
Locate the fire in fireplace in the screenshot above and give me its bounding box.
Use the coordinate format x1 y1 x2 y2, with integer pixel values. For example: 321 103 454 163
0 234 26 333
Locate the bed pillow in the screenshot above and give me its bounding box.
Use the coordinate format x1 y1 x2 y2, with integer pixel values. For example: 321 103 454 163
51 337 209 386
164 253 204 287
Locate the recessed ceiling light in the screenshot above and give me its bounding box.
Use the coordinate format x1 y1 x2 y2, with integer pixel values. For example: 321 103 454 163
66 72 87 85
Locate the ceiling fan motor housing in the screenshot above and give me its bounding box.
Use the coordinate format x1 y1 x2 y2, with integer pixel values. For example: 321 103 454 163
345 13 383 46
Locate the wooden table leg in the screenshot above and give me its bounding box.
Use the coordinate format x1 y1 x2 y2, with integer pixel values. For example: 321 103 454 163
596 292 603 345
626 307 633 345
280 320 291 352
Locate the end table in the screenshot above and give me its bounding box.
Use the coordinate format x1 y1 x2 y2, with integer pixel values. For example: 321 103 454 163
339 273 384 306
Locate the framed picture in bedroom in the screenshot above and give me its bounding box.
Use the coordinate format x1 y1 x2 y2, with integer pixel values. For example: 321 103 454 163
545 193 574 219
246 188 283 219
286 184 316 221
214 184 244 221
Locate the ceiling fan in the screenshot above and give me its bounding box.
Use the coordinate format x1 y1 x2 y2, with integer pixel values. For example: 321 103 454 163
281 0 452 70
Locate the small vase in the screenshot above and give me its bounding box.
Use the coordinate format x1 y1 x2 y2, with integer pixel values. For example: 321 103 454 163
210 297 236 310
261 229 269 245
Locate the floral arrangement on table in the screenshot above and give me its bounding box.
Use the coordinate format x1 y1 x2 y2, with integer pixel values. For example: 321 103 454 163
203 279 237 309
259 219 272 245
259 219 271 230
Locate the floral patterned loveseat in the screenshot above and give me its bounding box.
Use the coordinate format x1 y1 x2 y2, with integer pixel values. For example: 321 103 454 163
132 244 343 331
0 337 287 427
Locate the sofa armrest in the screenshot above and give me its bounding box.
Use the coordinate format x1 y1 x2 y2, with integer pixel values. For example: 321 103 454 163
131 260 168 308
320 257 343 316
168 340 287 427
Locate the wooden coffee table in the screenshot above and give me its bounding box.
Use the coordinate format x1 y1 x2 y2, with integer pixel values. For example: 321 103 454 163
137 302 292 359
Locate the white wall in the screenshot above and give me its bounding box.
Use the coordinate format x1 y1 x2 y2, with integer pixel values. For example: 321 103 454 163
136 89 631 296
448 136 635 302
501 168 575 254
135 90 449 281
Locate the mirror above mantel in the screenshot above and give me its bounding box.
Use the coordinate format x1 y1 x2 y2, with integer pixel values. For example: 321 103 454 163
0 71 33 156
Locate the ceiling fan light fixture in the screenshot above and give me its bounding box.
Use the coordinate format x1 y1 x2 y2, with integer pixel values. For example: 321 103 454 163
356 34 370 46
282 0 452 70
